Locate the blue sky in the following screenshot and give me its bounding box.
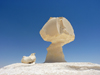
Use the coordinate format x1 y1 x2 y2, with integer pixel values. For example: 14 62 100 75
0 0 100 68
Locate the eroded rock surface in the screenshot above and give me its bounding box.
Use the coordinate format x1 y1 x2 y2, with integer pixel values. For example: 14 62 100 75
0 62 100 75
40 17 75 62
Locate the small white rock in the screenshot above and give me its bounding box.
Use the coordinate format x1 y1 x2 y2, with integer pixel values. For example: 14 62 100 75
21 53 36 64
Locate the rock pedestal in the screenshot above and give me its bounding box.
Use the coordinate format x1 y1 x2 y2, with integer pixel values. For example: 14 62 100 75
45 43 66 62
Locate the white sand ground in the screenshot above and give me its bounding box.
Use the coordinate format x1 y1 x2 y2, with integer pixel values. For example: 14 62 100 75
0 62 100 75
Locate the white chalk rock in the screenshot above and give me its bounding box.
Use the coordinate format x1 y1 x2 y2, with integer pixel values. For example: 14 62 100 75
0 62 100 75
21 53 36 64
40 17 75 44
40 17 75 62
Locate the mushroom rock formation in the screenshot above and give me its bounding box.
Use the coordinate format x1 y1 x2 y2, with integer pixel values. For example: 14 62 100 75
40 17 75 62
21 53 36 64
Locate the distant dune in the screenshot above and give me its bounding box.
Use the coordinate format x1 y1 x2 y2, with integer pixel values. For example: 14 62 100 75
0 62 100 75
